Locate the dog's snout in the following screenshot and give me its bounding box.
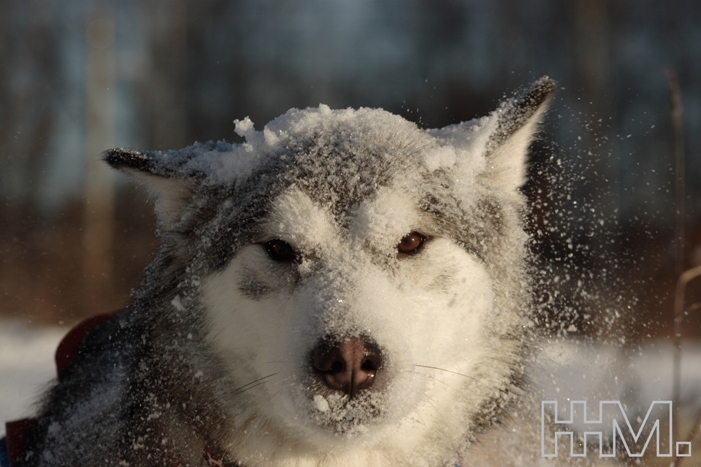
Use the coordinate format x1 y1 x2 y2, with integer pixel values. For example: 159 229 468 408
312 336 383 398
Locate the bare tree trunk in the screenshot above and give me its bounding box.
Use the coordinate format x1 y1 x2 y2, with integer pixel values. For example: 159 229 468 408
83 5 116 315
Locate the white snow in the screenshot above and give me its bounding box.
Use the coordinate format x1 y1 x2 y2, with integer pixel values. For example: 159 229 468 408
532 337 701 436
157 104 494 189
313 394 329 413
170 295 185 312
0 321 66 436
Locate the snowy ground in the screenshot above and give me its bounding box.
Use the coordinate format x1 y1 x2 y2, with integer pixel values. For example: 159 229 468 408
532 337 701 438
0 321 66 436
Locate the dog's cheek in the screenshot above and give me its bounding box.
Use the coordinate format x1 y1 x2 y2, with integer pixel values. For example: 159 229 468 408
201 248 295 378
386 246 496 433
394 240 495 364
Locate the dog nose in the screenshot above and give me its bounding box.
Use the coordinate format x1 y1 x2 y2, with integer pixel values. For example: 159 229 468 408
311 336 383 398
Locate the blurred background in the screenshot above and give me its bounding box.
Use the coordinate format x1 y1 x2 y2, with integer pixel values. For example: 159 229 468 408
1 0 700 342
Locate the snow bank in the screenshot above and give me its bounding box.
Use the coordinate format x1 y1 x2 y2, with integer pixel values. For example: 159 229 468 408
532 337 701 436
0 321 65 435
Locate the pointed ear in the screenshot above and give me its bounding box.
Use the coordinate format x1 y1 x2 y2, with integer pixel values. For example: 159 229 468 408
103 148 195 229
484 76 556 195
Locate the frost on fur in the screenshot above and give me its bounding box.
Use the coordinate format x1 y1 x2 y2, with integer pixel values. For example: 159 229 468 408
24 78 555 467
428 76 556 203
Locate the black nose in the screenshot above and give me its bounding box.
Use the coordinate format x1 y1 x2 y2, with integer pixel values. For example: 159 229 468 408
311 336 383 398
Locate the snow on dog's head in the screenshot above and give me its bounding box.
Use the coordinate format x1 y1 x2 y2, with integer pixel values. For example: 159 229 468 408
105 77 555 467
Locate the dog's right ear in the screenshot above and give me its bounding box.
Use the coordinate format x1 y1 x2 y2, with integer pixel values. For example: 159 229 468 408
104 148 195 229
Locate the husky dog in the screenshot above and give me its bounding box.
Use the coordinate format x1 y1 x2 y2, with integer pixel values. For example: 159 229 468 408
19 77 555 467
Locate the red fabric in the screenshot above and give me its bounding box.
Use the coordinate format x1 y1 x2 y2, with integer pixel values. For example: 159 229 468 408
5 418 36 465
54 312 115 382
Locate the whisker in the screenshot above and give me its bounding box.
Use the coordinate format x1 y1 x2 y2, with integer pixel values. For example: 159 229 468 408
403 369 462 392
398 380 466 428
232 380 275 397
233 373 279 395
214 348 283 368
412 364 497 392
266 378 295 403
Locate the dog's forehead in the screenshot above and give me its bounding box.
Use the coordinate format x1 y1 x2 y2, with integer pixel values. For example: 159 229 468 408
191 106 494 270
262 188 338 247
270 108 434 217
263 186 420 244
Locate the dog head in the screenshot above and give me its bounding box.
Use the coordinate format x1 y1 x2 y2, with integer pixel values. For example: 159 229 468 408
106 77 555 466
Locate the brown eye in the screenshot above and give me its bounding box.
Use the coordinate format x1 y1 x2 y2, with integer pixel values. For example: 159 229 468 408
265 240 297 263
397 232 426 255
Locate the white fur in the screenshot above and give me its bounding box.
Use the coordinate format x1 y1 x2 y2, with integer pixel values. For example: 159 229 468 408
203 187 496 467
32 80 555 467
487 105 549 196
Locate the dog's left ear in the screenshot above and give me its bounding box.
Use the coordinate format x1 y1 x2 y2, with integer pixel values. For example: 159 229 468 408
103 148 198 229
483 76 556 195
428 77 555 201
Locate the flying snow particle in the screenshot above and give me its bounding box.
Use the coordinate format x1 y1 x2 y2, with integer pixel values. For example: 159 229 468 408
171 295 185 312
313 394 330 412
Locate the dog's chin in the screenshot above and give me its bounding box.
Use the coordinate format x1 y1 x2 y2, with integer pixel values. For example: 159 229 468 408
302 386 389 437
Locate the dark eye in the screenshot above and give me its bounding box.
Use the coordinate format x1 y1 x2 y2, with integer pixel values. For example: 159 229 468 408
397 232 426 256
265 240 297 263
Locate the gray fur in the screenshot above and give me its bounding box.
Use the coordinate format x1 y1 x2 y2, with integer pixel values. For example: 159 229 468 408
19 77 555 467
